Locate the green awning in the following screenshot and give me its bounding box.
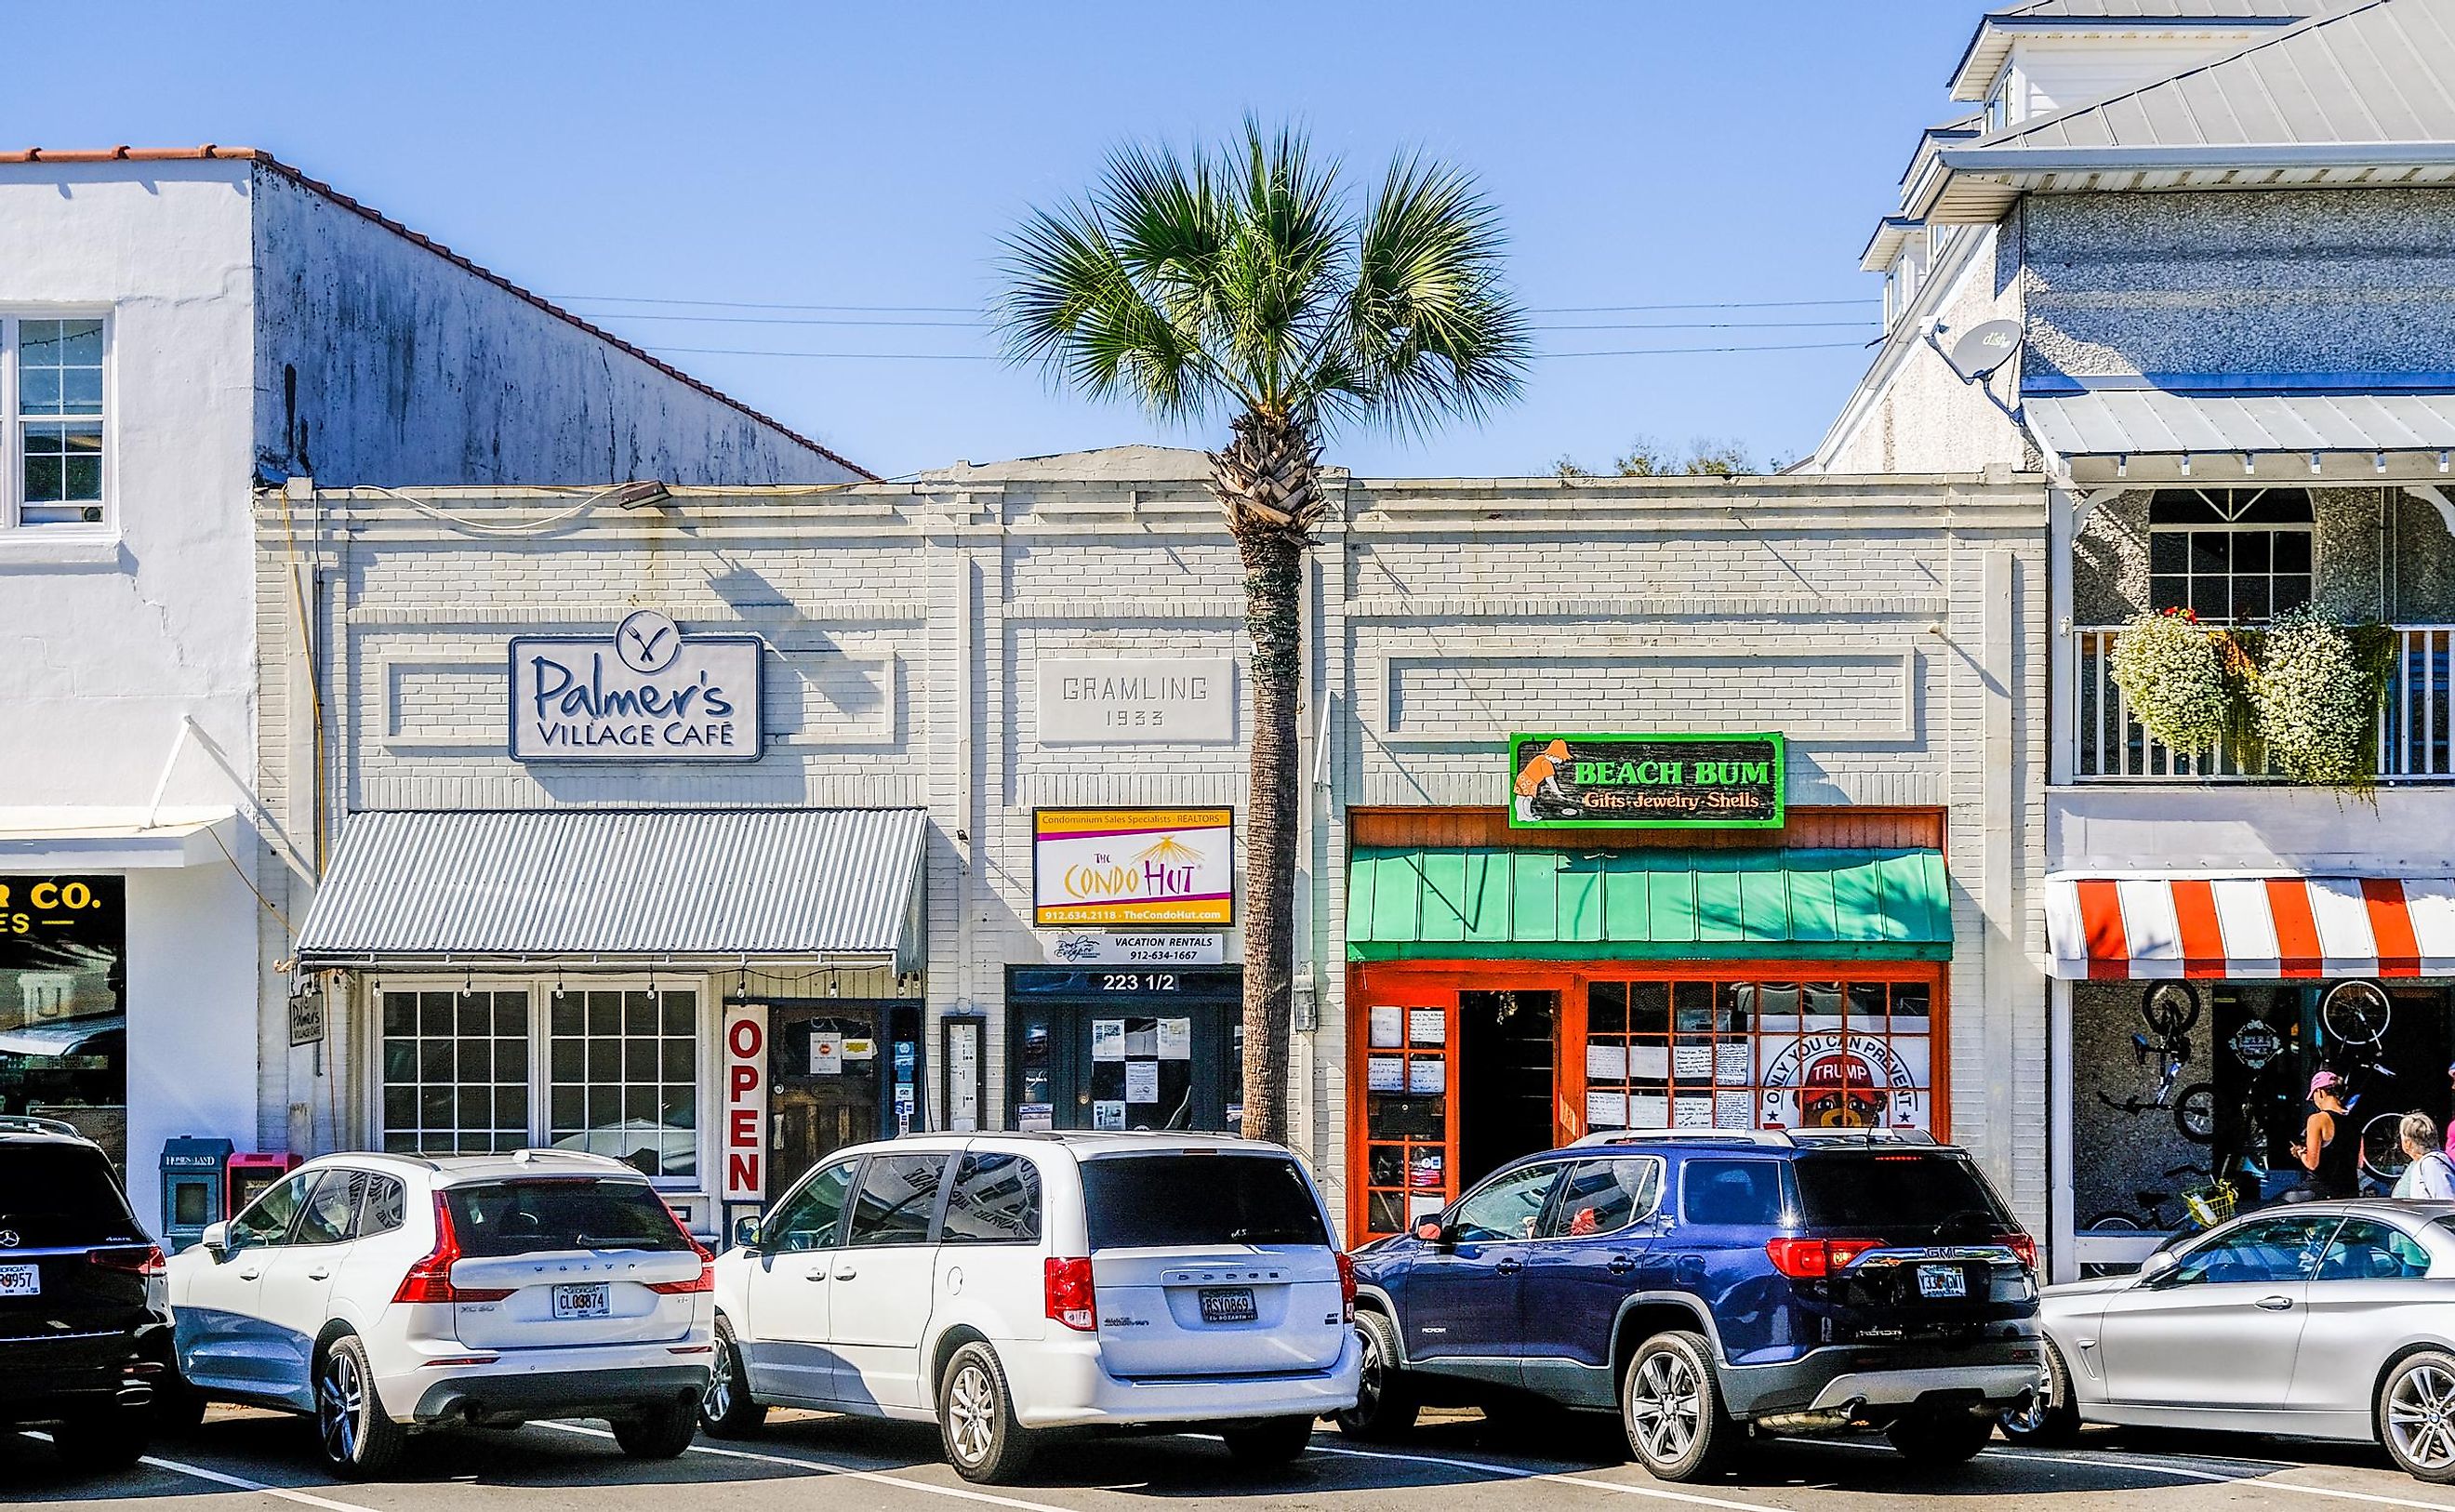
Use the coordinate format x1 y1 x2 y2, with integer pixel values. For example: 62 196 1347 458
1346 847 1953 962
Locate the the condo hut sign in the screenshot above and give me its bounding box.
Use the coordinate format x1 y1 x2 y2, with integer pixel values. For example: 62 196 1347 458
510 611 763 762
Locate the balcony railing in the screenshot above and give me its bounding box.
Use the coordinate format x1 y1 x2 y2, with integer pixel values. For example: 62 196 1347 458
2074 624 2455 782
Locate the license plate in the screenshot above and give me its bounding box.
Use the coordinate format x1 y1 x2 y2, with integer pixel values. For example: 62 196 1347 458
1917 1264 1967 1299
1199 1287 1257 1324
552 1282 611 1320
0 1264 36 1298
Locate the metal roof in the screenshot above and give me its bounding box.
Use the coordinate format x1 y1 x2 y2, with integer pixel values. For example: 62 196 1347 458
2025 388 2455 453
1950 0 2322 100
295 809 926 962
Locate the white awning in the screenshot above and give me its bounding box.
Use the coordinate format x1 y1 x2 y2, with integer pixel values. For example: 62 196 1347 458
295 809 927 967
2024 391 2455 458
0 809 240 869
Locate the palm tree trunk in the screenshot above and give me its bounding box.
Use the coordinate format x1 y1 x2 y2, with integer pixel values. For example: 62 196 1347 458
1209 411 1321 1147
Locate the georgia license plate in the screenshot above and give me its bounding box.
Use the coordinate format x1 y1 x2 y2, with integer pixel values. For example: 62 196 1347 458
1199 1286 1257 1324
0 1264 37 1298
552 1281 611 1320
1917 1264 1968 1299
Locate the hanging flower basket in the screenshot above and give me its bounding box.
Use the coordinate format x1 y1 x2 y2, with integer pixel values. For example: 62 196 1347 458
2250 606 2383 789
2109 608 2231 759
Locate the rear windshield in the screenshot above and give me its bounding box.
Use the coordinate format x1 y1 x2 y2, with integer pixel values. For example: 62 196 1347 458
445 1178 690 1257
1793 1153 2014 1232
1079 1154 1328 1251
0 1143 142 1244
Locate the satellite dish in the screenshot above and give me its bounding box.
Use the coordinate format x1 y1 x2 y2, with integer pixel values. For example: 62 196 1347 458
1943 318 2024 382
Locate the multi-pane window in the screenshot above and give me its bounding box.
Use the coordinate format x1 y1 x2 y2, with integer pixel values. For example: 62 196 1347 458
380 989 531 1155
1583 978 1934 1135
548 988 698 1178
2148 488 2315 623
7 317 107 527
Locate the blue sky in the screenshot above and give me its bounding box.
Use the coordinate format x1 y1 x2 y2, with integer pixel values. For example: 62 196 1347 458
8 2 1992 479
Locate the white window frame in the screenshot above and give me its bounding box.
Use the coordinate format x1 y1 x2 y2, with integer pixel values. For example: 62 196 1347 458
364 973 713 1195
1 309 115 537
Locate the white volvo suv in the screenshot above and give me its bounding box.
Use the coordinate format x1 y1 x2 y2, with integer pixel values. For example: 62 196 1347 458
164 1149 714 1477
702 1132 1360 1482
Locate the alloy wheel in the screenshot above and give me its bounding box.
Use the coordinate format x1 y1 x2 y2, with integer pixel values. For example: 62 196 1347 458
946 1360 995 1466
1355 1328 1387 1417
2000 1390 2050 1437
318 1349 363 1465
703 1340 736 1424
2390 1363 2455 1470
1628 1350 1701 1464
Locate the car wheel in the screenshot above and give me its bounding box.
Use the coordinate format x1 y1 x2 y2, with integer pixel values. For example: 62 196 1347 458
938 1341 1035 1484
1886 1409 1997 1466
613 1402 697 1459
48 1409 151 1471
1334 1311 1419 1442
1220 1414 1315 1466
314 1334 406 1479
1999 1342 2082 1448
698 1318 767 1439
2380 1349 2455 1482
1620 1331 1734 1482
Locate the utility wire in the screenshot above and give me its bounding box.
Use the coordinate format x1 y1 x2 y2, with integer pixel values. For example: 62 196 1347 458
556 293 1871 317
554 310 1873 333
643 339 1871 362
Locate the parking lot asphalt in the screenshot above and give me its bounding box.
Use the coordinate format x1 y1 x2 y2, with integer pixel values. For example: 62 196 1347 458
8 1406 2455 1512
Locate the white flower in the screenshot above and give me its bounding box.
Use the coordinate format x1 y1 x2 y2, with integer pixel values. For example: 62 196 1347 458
2110 610 2229 758
2253 607 2376 788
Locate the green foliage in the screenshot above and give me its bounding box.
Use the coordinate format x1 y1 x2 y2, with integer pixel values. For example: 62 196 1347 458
1550 435 1770 478
2249 607 2385 789
2109 609 2230 759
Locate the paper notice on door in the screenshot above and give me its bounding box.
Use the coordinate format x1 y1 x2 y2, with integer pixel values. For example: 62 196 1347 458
1408 1007 1446 1046
1369 1004 1403 1049
1366 1055 1405 1093
1716 1042 1752 1086
1408 1058 1446 1094
811 1031 843 1076
1124 1060 1160 1105
1631 1094 1670 1128
1630 1044 1672 1081
1715 1091 1756 1129
1090 1019 1126 1061
1017 1103 1054 1132
1672 1043 1713 1081
1586 1090 1628 1129
1673 1094 1714 1128
1157 1017 1193 1059
1408 1194 1444 1223
842 1038 877 1062
1586 1043 1627 1081
1123 1022 1159 1058
1093 1100 1126 1130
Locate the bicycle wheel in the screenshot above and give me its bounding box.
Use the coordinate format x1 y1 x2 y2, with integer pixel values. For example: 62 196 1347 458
2084 1212 2145 1232
2175 1083 2218 1144
2323 981 2393 1048
2364 1110 2414 1182
2141 983 2200 1039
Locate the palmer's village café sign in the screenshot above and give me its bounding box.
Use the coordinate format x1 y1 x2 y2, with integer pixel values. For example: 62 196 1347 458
510 610 763 762
1508 732 1785 829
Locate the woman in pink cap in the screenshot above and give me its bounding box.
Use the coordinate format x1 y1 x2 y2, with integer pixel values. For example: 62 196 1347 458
2287 1070 2360 1200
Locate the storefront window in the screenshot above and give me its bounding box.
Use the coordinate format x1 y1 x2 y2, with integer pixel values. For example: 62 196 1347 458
0 875 125 1169
549 988 698 1178
380 989 531 1155
1583 977 1932 1134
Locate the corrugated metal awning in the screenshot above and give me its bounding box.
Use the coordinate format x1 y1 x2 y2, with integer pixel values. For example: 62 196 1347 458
1347 847 1952 962
296 809 926 965
2024 390 2455 456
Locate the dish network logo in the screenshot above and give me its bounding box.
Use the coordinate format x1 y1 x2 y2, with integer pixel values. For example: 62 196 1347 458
723 1007 770 1202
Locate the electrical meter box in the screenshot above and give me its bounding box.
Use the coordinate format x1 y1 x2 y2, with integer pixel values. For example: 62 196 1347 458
226 1152 299 1219
159 1136 233 1252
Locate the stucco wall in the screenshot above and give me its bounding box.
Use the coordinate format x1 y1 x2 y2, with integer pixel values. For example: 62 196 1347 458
1821 220 2034 475
2068 484 2455 625
249 166 861 488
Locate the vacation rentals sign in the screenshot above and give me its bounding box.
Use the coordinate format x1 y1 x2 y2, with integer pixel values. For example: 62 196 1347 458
1032 808 1235 927
1508 732 1785 829
510 611 763 762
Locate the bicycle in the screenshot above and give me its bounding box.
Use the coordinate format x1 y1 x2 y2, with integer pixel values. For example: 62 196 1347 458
2095 985 2218 1143
2084 1161 2237 1235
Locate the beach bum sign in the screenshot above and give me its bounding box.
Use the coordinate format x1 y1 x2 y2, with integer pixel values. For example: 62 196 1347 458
510 611 763 762
1508 732 1785 830
1033 808 1234 928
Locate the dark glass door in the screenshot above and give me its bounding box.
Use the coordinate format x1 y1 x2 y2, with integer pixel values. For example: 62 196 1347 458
1006 967 1240 1132
760 1001 923 1198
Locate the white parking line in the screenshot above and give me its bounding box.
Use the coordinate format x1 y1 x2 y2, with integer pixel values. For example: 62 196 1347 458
133 1453 395 1512
1312 1442 1791 1511
536 1420 1082 1512
1985 1444 2455 1512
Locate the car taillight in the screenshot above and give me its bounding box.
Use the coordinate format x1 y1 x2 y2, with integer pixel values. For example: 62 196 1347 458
1335 1252 1357 1322
393 1193 513 1304
1044 1256 1096 1332
1765 1237 1882 1279
643 1201 716 1293
88 1244 165 1275
2001 1232 2037 1271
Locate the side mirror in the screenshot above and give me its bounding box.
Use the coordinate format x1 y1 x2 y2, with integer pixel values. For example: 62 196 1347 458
199 1221 231 1259
731 1215 763 1251
1413 1219 1451 1247
2136 1248 2182 1284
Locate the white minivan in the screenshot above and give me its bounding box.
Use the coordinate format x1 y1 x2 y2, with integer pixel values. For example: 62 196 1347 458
702 1132 1360 1482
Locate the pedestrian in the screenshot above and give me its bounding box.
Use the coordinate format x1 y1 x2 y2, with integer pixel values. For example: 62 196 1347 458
2285 1071 2360 1200
2396 1112 2455 1200
2444 1062 2455 1161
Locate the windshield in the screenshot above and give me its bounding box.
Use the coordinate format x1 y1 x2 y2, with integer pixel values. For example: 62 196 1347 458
1080 1154 1328 1250
0 1143 143 1245
444 1178 690 1256
1792 1152 2015 1233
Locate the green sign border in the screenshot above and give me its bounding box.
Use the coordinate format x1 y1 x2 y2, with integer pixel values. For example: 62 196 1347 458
1506 731 1786 831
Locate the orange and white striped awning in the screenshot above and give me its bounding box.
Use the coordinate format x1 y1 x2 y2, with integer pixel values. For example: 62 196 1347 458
2046 875 2455 980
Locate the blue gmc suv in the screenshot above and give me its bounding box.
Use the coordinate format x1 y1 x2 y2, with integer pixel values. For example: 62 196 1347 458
1338 1129 2045 1481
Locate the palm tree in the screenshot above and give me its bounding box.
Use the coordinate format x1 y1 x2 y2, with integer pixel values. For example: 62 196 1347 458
999 122 1531 1144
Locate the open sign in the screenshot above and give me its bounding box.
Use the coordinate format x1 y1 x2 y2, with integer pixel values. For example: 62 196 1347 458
723 1005 769 1202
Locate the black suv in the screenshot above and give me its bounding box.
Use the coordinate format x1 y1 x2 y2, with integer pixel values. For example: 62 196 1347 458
1340 1129 2044 1481
0 1116 170 1470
